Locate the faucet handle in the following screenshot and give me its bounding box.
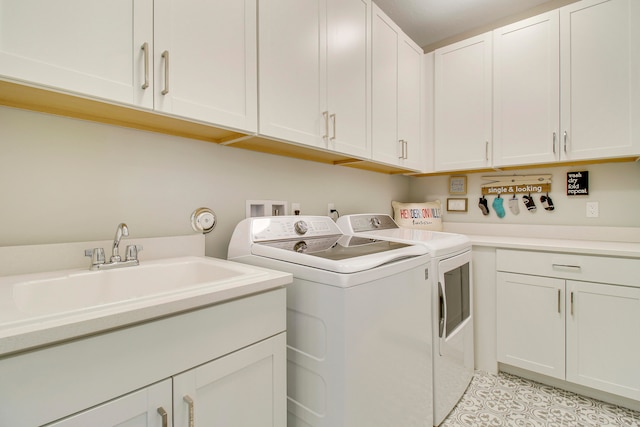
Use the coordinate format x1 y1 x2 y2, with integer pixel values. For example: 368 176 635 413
85 248 106 266
126 245 143 262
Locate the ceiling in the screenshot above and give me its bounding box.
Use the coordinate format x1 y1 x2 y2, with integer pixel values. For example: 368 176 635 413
372 0 569 50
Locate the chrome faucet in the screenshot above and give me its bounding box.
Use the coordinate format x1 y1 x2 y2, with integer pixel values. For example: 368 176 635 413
85 223 142 270
111 223 129 263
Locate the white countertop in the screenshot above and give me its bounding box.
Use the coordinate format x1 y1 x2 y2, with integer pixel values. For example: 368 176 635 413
442 222 640 258
465 234 640 258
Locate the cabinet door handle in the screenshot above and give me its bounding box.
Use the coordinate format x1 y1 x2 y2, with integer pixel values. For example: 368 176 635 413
183 395 195 427
563 131 568 153
157 407 168 427
161 50 170 95
570 291 574 316
557 289 561 313
141 42 150 90
398 140 408 159
330 113 336 141
485 141 489 161
552 132 556 154
322 111 329 140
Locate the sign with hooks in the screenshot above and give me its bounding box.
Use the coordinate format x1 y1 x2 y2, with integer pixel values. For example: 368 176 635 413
481 174 552 195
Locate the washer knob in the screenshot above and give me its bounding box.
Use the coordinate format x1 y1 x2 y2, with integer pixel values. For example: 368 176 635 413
294 220 309 235
370 217 382 228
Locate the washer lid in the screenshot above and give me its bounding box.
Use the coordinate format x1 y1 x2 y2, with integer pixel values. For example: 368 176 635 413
251 235 428 274
336 214 470 257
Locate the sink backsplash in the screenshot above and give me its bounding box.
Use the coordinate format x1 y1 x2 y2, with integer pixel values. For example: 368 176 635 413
0 235 205 277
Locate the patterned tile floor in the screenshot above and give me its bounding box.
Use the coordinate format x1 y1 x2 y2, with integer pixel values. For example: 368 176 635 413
441 371 640 427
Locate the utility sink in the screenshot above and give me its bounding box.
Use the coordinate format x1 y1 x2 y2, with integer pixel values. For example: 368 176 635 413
12 257 263 316
0 256 291 356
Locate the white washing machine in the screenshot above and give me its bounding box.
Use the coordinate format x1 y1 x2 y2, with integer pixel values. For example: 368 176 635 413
337 214 474 426
228 216 433 427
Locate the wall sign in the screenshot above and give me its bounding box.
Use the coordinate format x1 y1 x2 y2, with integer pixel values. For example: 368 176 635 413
481 174 552 195
567 171 589 196
449 176 467 194
447 198 468 212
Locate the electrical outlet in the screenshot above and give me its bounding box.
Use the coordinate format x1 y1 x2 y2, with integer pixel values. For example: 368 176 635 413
586 201 599 218
292 202 301 215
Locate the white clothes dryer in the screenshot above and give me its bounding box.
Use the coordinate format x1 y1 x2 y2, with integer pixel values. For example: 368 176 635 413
337 214 474 426
228 216 433 427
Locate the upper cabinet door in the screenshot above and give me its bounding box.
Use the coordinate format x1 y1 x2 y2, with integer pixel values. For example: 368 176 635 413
0 0 153 108
154 0 257 132
258 0 326 148
493 12 560 167
326 0 371 158
371 5 424 172
398 37 425 171
434 32 493 172
560 0 640 160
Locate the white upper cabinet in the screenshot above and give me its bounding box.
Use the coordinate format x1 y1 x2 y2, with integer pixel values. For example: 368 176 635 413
434 32 492 172
0 0 153 108
0 0 257 132
560 0 640 161
326 0 371 158
154 0 257 132
493 12 560 167
371 5 424 171
259 0 371 158
493 0 640 167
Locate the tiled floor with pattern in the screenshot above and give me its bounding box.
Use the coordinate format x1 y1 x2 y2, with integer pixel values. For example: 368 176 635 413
441 371 640 427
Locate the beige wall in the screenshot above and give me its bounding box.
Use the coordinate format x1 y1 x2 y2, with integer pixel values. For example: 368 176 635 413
0 106 410 259
409 162 640 228
2 105 638 262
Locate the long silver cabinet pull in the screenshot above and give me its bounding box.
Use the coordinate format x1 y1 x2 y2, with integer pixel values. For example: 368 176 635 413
552 263 581 271
183 395 195 427
557 289 561 314
563 131 568 153
330 113 336 141
485 141 489 161
161 50 170 95
322 111 329 140
552 132 556 154
141 42 149 90
157 407 168 427
570 291 574 316
398 140 408 159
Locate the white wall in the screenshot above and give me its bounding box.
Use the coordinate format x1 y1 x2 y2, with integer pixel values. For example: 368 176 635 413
410 162 640 228
0 106 411 259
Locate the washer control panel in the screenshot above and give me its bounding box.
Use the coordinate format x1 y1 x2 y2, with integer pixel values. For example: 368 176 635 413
251 216 341 242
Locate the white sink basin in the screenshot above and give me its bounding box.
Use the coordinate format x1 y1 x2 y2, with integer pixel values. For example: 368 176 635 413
11 257 263 316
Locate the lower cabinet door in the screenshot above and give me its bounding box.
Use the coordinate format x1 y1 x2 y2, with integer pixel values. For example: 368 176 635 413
566 280 640 400
47 379 172 427
173 333 286 427
497 272 565 379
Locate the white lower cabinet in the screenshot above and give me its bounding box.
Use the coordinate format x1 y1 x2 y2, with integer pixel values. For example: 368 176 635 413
0 289 286 427
173 335 286 427
47 335 286 427
497 272 565 380
496 249 640 401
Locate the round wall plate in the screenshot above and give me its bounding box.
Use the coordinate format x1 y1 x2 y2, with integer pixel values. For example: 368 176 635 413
191 207 217 234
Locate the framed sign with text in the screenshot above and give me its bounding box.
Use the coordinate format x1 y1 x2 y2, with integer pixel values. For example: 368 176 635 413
449 176 467 194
